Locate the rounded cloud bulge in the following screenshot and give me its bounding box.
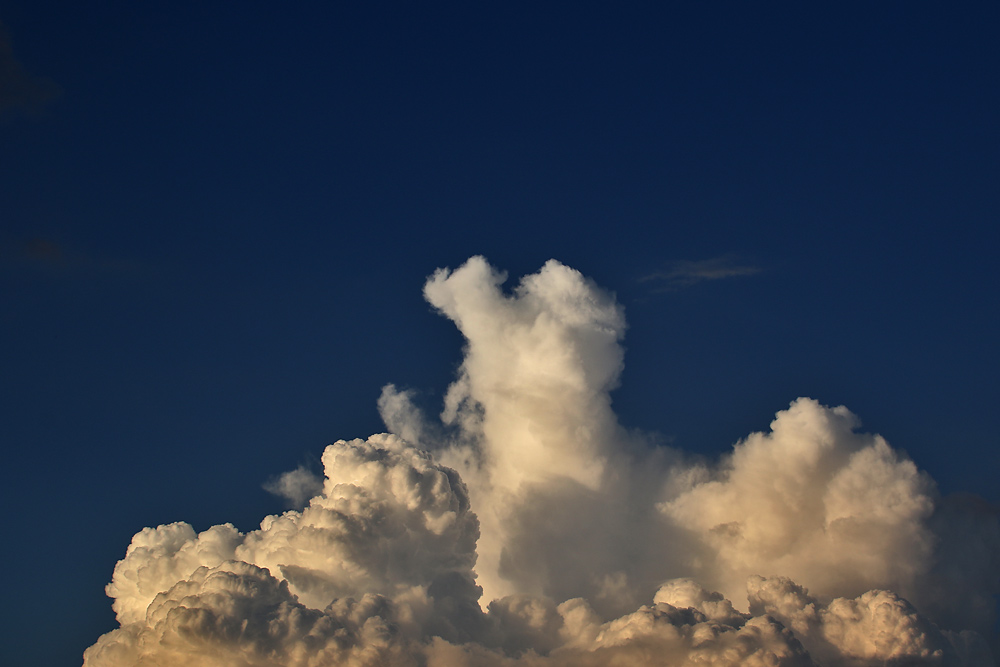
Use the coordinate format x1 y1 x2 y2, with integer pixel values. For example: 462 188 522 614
84 257 1000 666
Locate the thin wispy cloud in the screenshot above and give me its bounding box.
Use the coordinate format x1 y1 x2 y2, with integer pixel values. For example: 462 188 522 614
0 23 59 117
1 236 142 275
641 254 762 291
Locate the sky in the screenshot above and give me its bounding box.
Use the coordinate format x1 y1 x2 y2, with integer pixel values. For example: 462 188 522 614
1 2 999 665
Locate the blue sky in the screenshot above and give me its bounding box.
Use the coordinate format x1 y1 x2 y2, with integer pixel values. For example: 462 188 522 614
2 3 998 665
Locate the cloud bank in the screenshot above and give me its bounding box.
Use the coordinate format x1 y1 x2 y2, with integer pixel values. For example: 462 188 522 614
85 257 1000 666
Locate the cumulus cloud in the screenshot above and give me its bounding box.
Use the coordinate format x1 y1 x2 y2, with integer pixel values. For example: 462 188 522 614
85 257 1000 666
661 398 938 606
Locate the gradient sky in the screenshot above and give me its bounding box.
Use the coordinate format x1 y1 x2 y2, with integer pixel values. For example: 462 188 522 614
2 3 998 665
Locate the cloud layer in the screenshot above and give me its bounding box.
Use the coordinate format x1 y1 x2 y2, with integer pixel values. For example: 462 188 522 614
85 257 1000 666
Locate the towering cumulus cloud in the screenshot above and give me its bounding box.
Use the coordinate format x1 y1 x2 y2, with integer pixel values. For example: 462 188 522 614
85 257 1000 666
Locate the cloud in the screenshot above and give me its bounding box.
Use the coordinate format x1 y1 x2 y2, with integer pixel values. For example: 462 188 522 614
85 257 999 666
263 465 324 509
86 561 433 667
0 23 59 116
0 236 143 275
661 398 938 607
747 575 993 665
104 434 482 625
21 237 65 264
641 254 761 290
1 237 70 268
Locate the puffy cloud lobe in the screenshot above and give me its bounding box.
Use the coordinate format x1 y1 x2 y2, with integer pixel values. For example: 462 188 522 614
92 568 816 667
86 561 426 667
237 433 480 614
746 575 993 666
95 433 483 656
434 581 813 666
86 257 1000 666
422 256 626 493
106 521 243 625
661 398 937 607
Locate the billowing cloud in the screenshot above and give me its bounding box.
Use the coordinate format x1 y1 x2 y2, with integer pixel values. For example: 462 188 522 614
662 399 937 607
85 257 1000 666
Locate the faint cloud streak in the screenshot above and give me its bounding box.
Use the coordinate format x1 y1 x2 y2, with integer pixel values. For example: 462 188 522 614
1 236 143 275
0 22 60 116
641 254 761 291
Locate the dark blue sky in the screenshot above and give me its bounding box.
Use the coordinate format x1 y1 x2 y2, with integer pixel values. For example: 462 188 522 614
2 3 998 665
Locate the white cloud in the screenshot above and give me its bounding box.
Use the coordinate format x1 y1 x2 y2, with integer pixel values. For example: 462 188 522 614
85 257 999 666
661 398 937 608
